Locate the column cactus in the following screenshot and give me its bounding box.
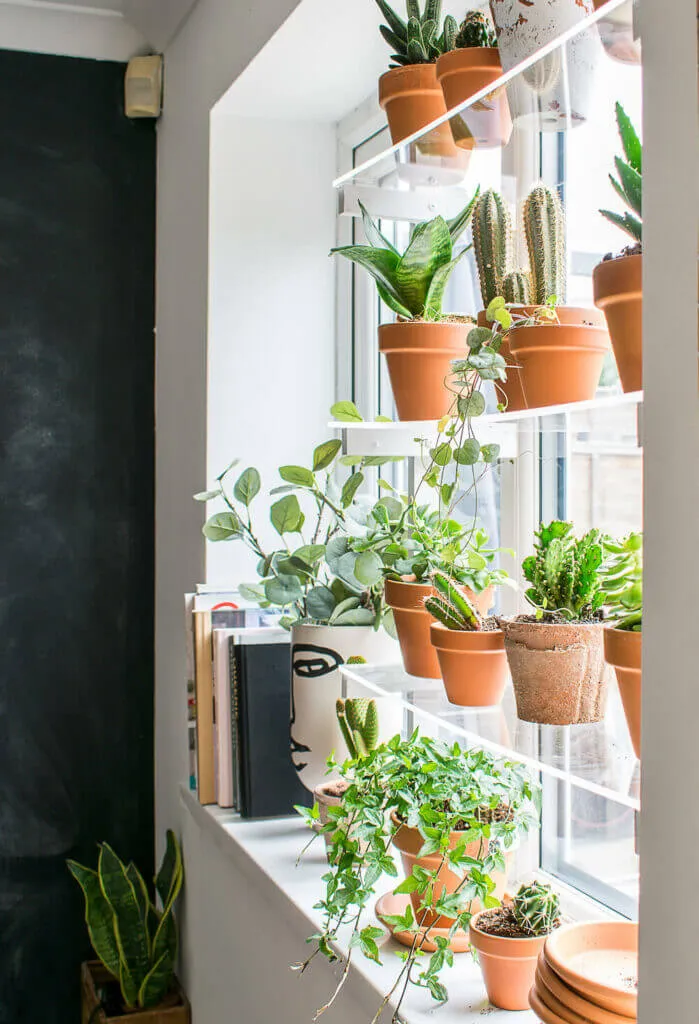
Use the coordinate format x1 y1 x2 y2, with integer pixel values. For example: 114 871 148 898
523 185 567 305
502 270 532 305
336 698 379 759
473 188 512 308
424 570 483 630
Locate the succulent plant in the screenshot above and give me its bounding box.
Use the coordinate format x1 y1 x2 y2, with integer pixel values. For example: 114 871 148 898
336 698 380 759
601 532 642 631
512 881 561 936
331 190 479 321
68 831 183 1011
600 102 642 244
522 520 605 621
375 0 458 67
501 270 532 305
523 185 566 306
473 188 512 308
454 9 497 48
424 569 483 630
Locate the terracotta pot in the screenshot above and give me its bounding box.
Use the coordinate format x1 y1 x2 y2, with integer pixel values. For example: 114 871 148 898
507 308 610 409
435 48 512 149
594 0 642 64
543 921 638 1018
312 779 348 847
536 954 632 1024
604 627 641 759
82 963 189 1024
477 308 527 411
430 623 508 707
469 911 549 1011
501 619 609 725
593 254 642 393
379 63 455 155
378 320 468 421
391 814 507 928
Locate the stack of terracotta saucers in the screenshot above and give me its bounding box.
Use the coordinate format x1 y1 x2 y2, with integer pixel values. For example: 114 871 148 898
529 922 638 1024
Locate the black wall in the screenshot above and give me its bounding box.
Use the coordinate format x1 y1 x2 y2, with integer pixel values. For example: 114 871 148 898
0 50 155 1022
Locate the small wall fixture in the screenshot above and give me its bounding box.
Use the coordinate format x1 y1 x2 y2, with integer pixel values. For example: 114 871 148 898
125 55 163 118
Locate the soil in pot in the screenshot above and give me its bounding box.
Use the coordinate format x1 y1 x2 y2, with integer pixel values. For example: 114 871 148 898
430 620 508 707
501 616 610 725
470 907 553 1011
378 319 470 422
604 626 641 758
379 64 456 156
593 248 642 394
435 48 512 149
82 963 188 1024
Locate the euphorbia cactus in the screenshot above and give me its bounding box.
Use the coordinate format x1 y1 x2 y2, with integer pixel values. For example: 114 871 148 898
512 881 561 936
336 698 379 758
375 0 458 67
424 570 483 630
523 185 567 305
473 189 512 308
600 103 642 244
523 521 605 620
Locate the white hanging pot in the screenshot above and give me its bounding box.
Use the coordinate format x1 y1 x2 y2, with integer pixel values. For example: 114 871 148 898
290 623 399 792
489 0 602 130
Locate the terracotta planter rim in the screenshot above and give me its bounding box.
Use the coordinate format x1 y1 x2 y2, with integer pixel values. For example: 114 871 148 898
379 63 440 105
501 617 603 632
508 323 610 354
378 320 469 354
436 46 502 75
470 910 551 947
593 252 643 302
430 622 504 650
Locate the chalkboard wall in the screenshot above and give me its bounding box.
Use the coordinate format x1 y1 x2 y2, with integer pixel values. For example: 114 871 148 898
0 50 155 1022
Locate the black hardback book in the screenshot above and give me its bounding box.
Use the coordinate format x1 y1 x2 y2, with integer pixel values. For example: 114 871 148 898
230 636 310 818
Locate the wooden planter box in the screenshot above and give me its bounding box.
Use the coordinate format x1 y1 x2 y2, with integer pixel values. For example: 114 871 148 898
81 962 190 1024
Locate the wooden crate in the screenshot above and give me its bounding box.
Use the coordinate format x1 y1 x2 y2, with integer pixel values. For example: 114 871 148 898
81 962 190 1024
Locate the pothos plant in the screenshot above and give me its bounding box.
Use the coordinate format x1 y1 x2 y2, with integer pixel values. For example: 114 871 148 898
296 732 539 1022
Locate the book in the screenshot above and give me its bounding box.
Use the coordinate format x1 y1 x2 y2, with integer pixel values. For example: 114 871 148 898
193 610 216 805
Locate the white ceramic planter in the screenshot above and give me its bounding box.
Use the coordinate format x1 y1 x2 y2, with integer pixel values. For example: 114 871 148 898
489 0 602 129
290 623 399 792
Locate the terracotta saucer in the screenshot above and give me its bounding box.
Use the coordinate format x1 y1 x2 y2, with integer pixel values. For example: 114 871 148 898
537 955 635 1023
534 971 635 1024
530 985 569 1024
375 891 470 953
544 922 638 1018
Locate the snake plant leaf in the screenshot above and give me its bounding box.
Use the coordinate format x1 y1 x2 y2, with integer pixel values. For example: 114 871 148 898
137 949 172 1010
616 102 641 173
155 830 182 911
423 244 471 320
446 187 480 245
358 201 399 255
126 863 152 955
614 157 641 217
376 280 412 319
67 861 122 978
375 0 408 41
98 843 151 1008
329 245 409 317
395 216 452 315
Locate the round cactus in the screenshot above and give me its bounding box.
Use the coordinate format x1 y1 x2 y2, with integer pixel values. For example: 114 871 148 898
512 881 560 936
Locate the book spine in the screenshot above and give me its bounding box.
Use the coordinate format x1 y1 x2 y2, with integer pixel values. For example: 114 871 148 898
184 594 197 793
213 631 234 807
193 610 216 805
229 638 242 813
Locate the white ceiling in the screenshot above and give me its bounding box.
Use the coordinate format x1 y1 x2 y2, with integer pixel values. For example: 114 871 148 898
8 0 200 49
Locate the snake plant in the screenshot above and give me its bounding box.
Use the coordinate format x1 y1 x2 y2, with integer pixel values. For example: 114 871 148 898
68 831 183 1011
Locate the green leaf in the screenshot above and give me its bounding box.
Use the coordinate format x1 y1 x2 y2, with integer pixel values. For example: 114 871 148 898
358 200 399 254
341 472 364 508
454 439 481 465
306 585 337 621
329 245 410 318
600 208 642 242
395 216 452 316
394 874 420 894
485 296 506 321
313 439 343 471
458 391 486 418
294 544 326 565
67 861 121 978
233 467 260 506
202 512 242 542
467 327 492 350
98 844 150 1007
330 400 363 423
155 831 181 911
279 465 315 487
430 443 452 467
616 102 642 173
193 489 221 502
423 244 471 320
446 187 480 244
265 574 303 606
332 605 376 626
614 156 642 217
270 494 304 535
137 949 172 1010
355 550 383 586
480 443 501 463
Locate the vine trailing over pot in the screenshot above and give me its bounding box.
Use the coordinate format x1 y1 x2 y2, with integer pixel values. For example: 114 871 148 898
295 732 539 1023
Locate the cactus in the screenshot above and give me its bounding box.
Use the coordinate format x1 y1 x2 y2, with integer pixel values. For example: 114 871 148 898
336 698 380 758
523 521 605 620
601 532 642 632
600 103 642 244
346 655 368 665
375 0 458 67
512 881 561 936
454 10 497 48
523 185 567 305
473 189 512 308
424 570 483 630
67 831 183 1011
501 270 532 305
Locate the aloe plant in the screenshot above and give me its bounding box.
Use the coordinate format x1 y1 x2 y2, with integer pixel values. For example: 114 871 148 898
600 103 642 244
68 831 183 1011
375 0 457 67
330 191 479 321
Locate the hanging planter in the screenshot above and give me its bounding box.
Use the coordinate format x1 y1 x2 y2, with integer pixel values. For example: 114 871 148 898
490 0 602 130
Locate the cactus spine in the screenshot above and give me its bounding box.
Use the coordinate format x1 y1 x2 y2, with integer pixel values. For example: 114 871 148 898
512 881 560 936
336 698 379 759
425 571 483 631
501 270 532 305
473 189 512 308
523 185 567 305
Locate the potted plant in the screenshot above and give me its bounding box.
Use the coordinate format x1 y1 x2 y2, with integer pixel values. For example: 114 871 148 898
490 0 602 130
470 881 561 1010
331 194 478 421
68 831 189 1023
601 532 642 757
197 432 398 791
435 10 512 149
375 0 458 150
500 520 610 725
296 732 539 1022
426 570 509 706
593 103 643 394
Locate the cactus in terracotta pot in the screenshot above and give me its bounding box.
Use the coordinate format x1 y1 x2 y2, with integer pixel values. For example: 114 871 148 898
336 697 380 759
424 570 483 630
523 185 567 305
512 881 561 936
473 188 512 308
454 9 497 48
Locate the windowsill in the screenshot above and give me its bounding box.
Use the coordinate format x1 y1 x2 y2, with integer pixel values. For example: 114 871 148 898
180 785 621 1023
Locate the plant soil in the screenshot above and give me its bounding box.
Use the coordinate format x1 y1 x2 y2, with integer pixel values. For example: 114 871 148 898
322 780 350 799
475 906 554 939
396 802 513 833
603 242 642 262
503 612 604 626
397 314 475 325
481 616 500 632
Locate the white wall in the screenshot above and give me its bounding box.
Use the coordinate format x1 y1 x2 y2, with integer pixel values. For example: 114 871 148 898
206 112 336 584
0 4 145 60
